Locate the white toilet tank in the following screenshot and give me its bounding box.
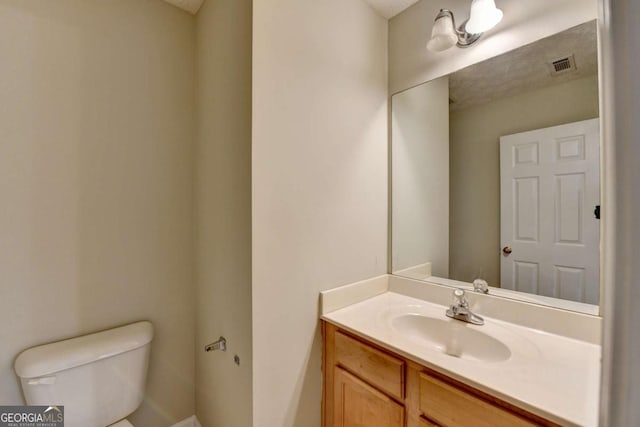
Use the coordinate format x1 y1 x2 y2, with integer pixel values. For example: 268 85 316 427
14 321 153 427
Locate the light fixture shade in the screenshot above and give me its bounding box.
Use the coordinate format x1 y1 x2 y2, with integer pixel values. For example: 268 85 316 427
427 14 457 52
465 0 503 34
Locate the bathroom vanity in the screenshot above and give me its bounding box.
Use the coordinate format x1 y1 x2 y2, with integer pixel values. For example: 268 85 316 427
323 322 561 427
320 276 601 427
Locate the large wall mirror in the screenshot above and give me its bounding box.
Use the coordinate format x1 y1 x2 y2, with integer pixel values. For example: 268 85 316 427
391 20 601 315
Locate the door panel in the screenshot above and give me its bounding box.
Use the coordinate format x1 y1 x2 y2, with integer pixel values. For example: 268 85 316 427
514 261 539 294
514 177 539 241
555 173 584 244
334 367 404 427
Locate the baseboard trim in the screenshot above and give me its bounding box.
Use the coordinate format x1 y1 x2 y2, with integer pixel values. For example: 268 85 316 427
171 415 201 427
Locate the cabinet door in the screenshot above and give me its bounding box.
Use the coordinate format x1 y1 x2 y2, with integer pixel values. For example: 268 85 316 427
334 367 404 427
419 372 541 427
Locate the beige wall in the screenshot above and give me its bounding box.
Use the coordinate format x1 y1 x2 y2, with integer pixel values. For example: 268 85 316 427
389 0 597 94
449 75 599 286
194 1 253 426
251 0 388 425
0 1 195 425
392 77 449 276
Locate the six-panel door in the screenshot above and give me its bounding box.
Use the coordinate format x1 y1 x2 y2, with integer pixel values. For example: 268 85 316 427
499 118 600 304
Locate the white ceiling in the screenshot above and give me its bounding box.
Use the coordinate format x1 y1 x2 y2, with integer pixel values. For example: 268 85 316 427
164 0 416 19
361 0 421 19
162 0 203 14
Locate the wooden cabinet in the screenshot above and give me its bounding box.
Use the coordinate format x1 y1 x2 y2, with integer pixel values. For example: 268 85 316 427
334 330 405 401
418 372 538 427
334 367 405 427
322 321 560 427
418 417 440 427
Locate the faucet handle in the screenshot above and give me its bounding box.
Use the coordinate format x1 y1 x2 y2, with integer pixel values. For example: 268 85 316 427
473 278 489 294
447 288 484 325
452 288 468 307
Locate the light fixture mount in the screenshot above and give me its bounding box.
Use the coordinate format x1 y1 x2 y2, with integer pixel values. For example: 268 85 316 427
456 18 481 48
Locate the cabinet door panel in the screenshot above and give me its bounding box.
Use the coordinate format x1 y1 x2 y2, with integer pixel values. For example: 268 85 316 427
419 372 540 427
419 416 440 427
334 367 404 427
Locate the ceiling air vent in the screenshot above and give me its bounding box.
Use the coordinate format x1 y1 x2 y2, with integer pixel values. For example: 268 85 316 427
549 55 577 76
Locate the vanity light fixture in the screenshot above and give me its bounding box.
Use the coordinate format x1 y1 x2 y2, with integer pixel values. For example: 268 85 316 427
426 0 503 52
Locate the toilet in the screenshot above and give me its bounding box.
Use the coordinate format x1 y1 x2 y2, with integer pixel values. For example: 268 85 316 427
14 321 153 427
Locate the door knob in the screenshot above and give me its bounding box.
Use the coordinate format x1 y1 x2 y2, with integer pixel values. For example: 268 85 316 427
502 246 513 255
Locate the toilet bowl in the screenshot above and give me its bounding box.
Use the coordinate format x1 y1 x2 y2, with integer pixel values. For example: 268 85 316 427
15 321 153 427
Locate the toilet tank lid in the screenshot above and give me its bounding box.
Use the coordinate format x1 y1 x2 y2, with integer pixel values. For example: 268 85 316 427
15 321 153 378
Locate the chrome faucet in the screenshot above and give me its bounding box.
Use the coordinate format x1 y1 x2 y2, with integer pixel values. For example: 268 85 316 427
446 289 484 325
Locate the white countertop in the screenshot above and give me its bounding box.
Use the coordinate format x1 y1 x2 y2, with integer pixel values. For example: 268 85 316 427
322 291 601 427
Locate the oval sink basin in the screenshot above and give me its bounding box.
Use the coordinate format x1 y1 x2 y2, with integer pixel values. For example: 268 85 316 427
391 314 511 363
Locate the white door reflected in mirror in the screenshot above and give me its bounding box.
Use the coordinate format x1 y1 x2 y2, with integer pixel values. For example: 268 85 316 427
500 119 600 305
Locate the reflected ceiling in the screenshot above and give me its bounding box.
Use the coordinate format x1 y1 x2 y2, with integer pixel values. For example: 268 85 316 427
449 21 598 111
